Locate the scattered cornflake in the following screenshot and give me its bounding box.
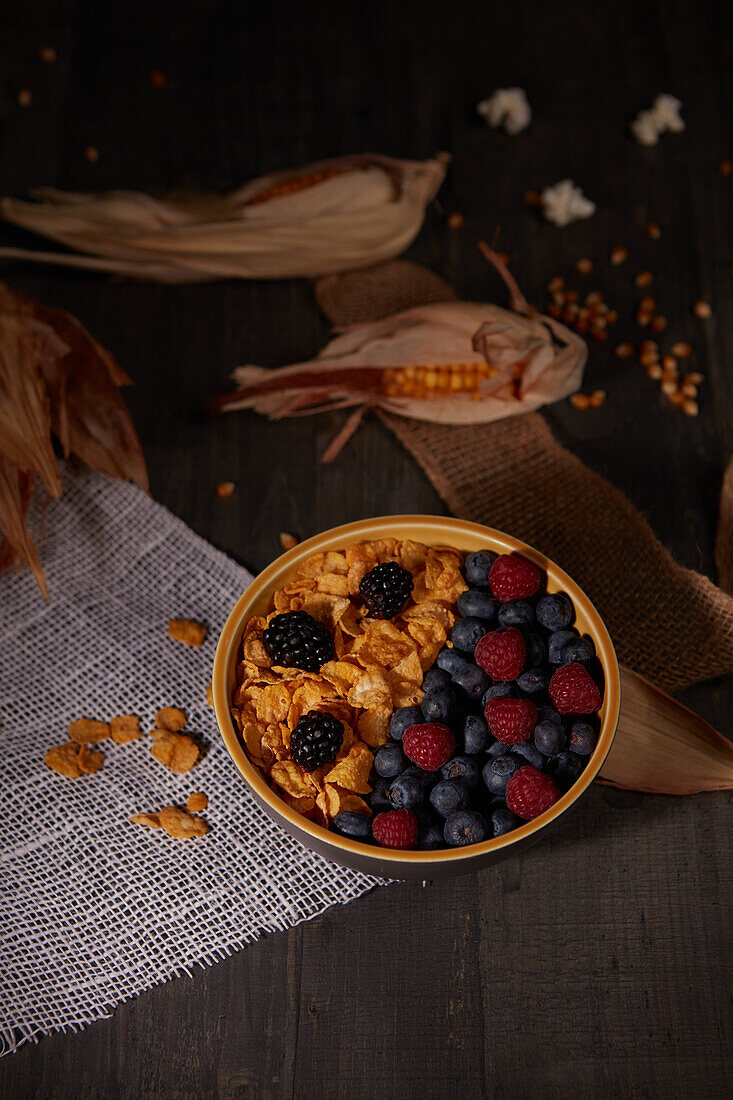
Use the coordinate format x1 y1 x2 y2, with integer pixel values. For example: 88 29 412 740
645 222 661 239
216 481 235 498
693 300 712 318
635 271 654 287
446 211 464 230
524 189 541 207
570 393 591 410
575 258 593 275
718 160 732 176
186 792 208 813
17 89 32 107
155 706 187 732
651 315 667 333
150 71 168 87
130 812 162 829
158 806 209 839
279 531 299 551
589 390 607 408
69 718 109 743
84 145 99 162
151 731 200 772
39 47 57 63
476 88 531 135
671 341 692 358
615 343 634 359
541 180 595 227
110 714 141 744
610 247 629 265
45 742 102 778
682 399 699 416
168 618 207 646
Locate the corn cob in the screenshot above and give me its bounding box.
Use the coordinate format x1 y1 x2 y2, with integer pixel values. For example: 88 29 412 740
247 167 353 205
381 363 499 399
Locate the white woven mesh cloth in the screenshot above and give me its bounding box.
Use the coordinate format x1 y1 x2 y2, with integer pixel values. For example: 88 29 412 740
0 463 382 1055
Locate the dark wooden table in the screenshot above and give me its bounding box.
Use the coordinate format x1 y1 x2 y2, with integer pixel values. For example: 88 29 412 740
1 1 731 1097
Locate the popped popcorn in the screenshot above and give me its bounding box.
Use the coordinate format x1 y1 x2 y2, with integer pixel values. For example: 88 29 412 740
540 180 596 228
630 94 684 146
476 88 531 136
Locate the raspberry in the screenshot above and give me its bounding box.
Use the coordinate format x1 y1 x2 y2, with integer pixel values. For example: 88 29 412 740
506 765 561 819
474 627 525 680
484 696 537 744
402 722 455 772
488 554 542 602
548 662 602 715
371 808 418 849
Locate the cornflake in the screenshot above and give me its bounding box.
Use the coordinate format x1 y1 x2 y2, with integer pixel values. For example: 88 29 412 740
158 806 209 838
168 618 207 646
186 792 208 813
110 714 141 744
69 718 109 743
155 706 187 731
45 742 102 778
151 731 200 773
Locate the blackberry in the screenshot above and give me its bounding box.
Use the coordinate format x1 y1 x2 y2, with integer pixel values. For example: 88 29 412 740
289 711 343 770
263 611 334 672
359 561 414 619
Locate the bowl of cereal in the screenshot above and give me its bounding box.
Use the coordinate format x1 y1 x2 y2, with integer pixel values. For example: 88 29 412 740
213 517 620 880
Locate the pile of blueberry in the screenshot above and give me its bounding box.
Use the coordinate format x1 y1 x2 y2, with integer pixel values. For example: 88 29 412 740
333 548 604 851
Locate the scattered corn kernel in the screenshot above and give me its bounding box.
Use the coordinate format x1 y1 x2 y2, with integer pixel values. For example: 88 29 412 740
216 481 235 498
547 276 564 293
669 391 686 407
610 246 628 265
589 390 607 407
585 291 602 306
646 222 661 239
671 341 692 358
719 161 732 176
279 532 299 550
615 343 634 359
606 309 618 324
591 328 609 342
662 355 678 370
639 296 656 312
693 300 712 318
681 383 698 398
575 258 594 274
447 211 465 230
684 371 704 385
39 46 57 62
570 393 591 410
660 368 678 383
646 364 663 380
640 351 660 367
150 71 168 87
565 290 579 303
635 271 654 287
660 380 678 396
682 399 699 416
17 89 32 107
640 340 658 354
636 312 652 327
84 145 99 162
651 315 667 333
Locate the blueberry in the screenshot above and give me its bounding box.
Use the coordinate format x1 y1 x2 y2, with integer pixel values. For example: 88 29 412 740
498 599 535 628
402 764 436 789
417 823 445 850
548 629 577 665
440 755 481 791
512 741 546 769
373 741 406 777
463 550 495 588
436 647 470 675
457 589 498 621
523 631 547 666
422 667 451 692
547 750 585 791
369 776 393 813
491 806 522 837
482 682 517 707
462 714 490 755
486 739 507 758
482 753 523 796
517 666 550 694
451 617 488 653
430 779 471 818
536 593 574 631
444 810 489 846
333 811 371 840
533 720 566 756
538 703 562 726
452 663 491 702
387 775 424 810
421 686 456 722
389 705 423 741
569 721 597 756
561 636 595 665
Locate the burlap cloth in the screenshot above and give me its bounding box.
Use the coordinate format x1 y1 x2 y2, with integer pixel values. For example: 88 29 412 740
316 263 733 696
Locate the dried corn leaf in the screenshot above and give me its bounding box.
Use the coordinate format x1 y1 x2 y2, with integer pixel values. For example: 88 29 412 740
215 249 586 456
599 667 733 793
0 282 148 594
0 154 448 283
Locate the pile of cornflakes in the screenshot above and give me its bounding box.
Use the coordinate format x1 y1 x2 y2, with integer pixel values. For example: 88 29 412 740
232 539 466 827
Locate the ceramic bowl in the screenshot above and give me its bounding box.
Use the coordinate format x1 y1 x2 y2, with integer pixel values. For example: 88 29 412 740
213 516 620 880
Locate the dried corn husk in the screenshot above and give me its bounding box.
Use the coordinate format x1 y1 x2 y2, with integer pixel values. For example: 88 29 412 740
215 248 586 456
600 667 733 793
0 154 448 283
0 282 147 595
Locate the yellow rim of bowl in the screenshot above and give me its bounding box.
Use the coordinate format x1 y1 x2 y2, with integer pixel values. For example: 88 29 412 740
213 516 621 867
